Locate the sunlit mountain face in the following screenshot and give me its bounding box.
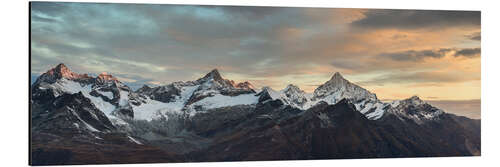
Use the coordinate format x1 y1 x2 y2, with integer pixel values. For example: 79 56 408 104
30 2 480 165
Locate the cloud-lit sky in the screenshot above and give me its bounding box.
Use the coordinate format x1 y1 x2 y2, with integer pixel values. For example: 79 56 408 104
30 2 480 102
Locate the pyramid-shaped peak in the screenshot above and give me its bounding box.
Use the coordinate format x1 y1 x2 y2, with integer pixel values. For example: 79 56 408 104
331 72 345 81
47 63 81 79
313 71 377 101
200 68 224 81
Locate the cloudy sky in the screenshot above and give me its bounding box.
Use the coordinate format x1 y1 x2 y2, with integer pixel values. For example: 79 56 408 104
30 2 481 118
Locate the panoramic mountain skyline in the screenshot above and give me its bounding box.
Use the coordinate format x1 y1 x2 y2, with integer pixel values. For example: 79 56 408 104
30 2 480 115
30 62 480 165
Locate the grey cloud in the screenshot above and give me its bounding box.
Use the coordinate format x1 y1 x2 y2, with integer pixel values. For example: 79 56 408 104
352 9 480 29
455 48 481 58
466 32 481 41
380 49 448 62
380 48 480 62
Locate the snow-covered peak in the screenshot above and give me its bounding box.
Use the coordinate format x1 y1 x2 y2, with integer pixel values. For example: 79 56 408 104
255 85 312 109
389 95 444 123
313 72 377 102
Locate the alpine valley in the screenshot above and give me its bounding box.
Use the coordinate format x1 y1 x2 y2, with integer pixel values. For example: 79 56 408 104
30 63 481 165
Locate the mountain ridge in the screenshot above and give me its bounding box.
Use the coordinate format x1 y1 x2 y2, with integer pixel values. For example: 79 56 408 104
30 63 480 165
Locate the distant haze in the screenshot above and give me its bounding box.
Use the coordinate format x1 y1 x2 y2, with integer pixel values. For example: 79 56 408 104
427 99 481 119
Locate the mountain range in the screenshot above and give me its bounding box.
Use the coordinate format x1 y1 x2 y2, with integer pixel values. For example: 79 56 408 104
30 63 480 165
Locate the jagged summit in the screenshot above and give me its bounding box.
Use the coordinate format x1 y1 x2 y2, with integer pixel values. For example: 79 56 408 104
199 68 224 82
96 72 119 84
283 84 304 94
403 95 426 105
313 72 377 101
34 63 90 85
48 63 86 79
235 81 255 90
193 68 255 91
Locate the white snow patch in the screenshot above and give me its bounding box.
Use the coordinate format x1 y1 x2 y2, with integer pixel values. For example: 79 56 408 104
132 98 184 121
42 79 116 115
118 90 129 106
192 93 258 110
128 136 143 145
131 85 199 121
365 103 386 120
67 107 100 132
85 94 116 115
97 90 114 99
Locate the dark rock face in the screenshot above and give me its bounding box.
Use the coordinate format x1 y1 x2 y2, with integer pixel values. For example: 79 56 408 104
136 84 182 103
114 106 134 119
33 63 93 85
31 132 183 165
32 92 116 134
187 99 480 161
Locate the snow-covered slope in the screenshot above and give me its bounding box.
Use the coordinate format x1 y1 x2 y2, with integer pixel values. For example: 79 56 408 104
131 69 258 120
255 85 313 110
387 96 445 124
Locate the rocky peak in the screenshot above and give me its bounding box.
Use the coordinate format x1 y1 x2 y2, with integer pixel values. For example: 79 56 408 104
331 72 344 81
283 84 303 93
95 72 120 86
199 69 224 82
34 63 90 85
195 69 236 90
235 81 255 90
136 84 153 94
403 96 426 106
325 72 349 86
390 95 444 123
313 72 377 101
97 72 117 81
